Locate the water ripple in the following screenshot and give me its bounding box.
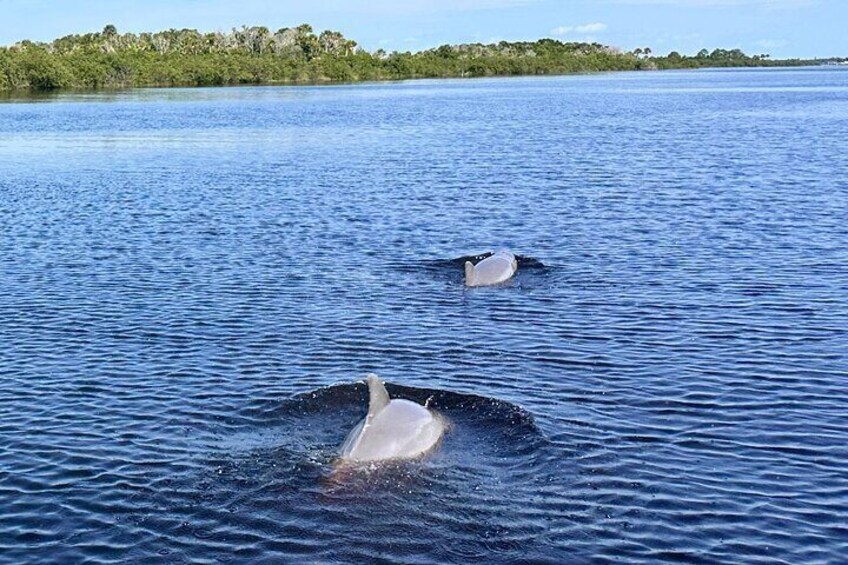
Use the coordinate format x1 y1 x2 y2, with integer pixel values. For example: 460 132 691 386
1 68 847 563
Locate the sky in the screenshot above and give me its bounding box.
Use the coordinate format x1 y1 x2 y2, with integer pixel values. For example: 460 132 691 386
0 0 845 59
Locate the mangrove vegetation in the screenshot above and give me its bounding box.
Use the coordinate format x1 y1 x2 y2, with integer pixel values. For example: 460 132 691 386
0 24 816 92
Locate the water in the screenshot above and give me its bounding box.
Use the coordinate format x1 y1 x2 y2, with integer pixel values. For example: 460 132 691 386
1 67 847 563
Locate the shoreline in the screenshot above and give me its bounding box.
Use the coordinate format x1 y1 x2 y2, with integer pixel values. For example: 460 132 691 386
0 63 835 100
1 26 830 96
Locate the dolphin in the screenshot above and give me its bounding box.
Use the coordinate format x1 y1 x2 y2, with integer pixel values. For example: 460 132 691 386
465 250 518 287
339 374 445 463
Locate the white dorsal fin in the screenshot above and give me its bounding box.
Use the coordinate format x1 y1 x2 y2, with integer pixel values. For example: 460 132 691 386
366 373 390 419
464 261 476 286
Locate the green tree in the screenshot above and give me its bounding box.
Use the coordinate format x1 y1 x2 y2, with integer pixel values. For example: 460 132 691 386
0 25 811 92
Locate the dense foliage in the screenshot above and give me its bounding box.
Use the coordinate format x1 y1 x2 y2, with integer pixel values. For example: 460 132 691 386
651 48 808 69
0 25 816 92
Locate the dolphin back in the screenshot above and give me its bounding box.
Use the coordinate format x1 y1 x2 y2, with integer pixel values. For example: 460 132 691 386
340 375 445 463
465 250 517 287
341 400 444 462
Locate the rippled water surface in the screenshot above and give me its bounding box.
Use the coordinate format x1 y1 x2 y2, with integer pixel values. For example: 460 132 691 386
1 68 847 563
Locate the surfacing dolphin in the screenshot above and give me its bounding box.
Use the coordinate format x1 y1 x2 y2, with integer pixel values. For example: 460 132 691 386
339 374 445 463
465 249 518 287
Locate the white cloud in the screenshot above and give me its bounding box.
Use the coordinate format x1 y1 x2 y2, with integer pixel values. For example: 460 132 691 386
551 22 608 36
576 22 608 33
755 38 788 49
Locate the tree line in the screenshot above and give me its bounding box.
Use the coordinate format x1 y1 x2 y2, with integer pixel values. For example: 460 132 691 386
0 25 814 92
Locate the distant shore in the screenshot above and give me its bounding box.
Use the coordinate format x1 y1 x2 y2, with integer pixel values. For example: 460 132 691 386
0 24 838 93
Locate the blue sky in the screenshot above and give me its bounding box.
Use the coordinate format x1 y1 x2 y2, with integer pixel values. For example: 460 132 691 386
0 0 844 58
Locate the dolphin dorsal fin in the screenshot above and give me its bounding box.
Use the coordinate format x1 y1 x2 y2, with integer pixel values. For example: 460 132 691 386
366 373 390 418
464 261 475 286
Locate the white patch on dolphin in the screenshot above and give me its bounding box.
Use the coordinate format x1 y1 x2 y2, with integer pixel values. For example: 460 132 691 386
465 250 518 287
339 374 445 463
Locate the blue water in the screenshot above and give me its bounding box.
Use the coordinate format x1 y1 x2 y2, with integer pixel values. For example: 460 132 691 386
1 67 847 563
